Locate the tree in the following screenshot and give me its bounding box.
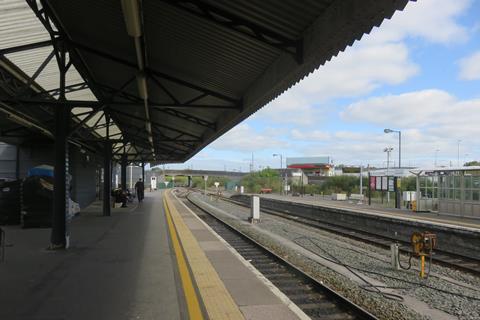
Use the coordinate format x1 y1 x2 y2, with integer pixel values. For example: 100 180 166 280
240 167 281 193
464 161 480 167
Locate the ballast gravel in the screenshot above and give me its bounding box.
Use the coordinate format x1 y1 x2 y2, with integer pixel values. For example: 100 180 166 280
187 193 480 320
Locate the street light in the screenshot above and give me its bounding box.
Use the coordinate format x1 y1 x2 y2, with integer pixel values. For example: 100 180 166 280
273 154 284 195
384 128 401 168
384 147 393 203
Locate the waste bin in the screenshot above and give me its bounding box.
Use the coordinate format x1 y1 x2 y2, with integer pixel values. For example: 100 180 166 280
0 180 21 224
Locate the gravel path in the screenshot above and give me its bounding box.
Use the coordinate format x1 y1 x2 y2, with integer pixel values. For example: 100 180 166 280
188 192 480 320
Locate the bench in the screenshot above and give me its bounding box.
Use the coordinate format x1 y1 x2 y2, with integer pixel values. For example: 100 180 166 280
349 193 364 201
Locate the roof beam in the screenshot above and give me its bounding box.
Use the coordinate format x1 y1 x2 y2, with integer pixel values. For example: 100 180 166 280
68 40 239 103
69 105 106 137
113 109 202 140
160 0 303 63
113 118 198 152
117 132 189 156
2 98 101 108
33 82 89 98
93 81 217 130
95 82 238 110
151 107 216 130
0 40 54 56
149 74 179 104
15 49 55 97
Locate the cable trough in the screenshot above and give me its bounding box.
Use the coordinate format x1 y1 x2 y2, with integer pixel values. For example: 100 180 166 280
180 192 378 320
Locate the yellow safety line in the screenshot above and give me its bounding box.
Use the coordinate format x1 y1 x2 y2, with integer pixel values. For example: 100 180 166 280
164 197 204 320
165 192 245 320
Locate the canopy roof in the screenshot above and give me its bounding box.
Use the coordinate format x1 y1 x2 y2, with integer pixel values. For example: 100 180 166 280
0 0 409 163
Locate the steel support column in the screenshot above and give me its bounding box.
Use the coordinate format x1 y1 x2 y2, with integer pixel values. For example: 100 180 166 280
141 162 145 183
121 153 127 191
51 103 70 248
103 113 111 216
103 141 112 216
15 145 20 180
50 41 70 249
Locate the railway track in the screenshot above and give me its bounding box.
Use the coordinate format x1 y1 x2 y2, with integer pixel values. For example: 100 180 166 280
180 191 378 320
214 193 480 276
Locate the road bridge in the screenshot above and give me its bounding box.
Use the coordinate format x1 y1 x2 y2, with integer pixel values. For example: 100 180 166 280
163 169 246 178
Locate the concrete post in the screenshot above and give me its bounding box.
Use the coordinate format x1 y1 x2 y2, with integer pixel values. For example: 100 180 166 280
390 243 400 270
249 195 260 223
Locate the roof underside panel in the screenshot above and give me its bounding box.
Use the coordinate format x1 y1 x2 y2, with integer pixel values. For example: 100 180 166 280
1 0 410 163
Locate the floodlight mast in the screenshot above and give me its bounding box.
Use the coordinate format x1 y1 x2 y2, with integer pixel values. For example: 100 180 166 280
384 128 401 168
384 146 394 203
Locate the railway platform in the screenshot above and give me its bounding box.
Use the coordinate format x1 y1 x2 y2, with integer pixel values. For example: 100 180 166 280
257 194 480 231
0 191 304 320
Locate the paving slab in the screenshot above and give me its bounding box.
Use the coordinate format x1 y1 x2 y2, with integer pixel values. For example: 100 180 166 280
169 191 306 319
0 192 184 320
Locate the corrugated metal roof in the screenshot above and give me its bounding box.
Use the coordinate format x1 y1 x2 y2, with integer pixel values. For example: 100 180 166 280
1 0 410 163
0 0 129 155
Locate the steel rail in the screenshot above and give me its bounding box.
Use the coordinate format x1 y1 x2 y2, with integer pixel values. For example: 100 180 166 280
217 194 480 276
182 191 378 320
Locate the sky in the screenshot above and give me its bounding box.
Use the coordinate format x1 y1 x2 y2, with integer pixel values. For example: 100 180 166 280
165 0 480 172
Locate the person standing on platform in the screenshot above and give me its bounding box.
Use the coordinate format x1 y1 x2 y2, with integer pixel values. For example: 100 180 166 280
135 178 145 202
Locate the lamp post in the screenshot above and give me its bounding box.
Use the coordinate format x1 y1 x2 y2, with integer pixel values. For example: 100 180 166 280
273 154 284 195
384 147 393 203
384 129 401 168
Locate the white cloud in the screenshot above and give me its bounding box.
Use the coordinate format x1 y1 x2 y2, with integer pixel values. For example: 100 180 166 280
210 124 287 152
250 0 471 124
292 127 473 168
341 89 480 133
274 0 470 103
252 91 321 125
367 0 470 44
290 129 331 141
458 51 480 80
297 42 418 102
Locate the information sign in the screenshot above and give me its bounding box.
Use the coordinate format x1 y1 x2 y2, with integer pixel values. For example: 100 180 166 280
381 176 388 191
376 176 382 190
388 177 395 192
370 176 376 190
